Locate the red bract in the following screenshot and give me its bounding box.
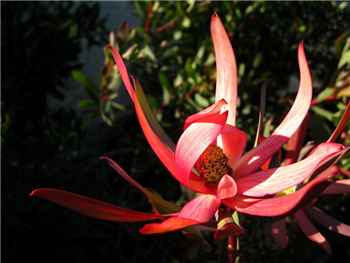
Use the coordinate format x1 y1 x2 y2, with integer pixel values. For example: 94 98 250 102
267 103 350 254
31 14 348 238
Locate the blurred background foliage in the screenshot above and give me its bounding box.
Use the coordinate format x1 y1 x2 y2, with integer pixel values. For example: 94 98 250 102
3 1 350 263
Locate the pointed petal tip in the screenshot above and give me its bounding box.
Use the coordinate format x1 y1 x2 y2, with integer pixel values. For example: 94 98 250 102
29 189 38 197
211 12 219 20
299 41 305 49
139 217 199 234
217 175 237 199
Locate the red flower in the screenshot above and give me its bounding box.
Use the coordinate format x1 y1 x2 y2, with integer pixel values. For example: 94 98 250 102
31 14 348 237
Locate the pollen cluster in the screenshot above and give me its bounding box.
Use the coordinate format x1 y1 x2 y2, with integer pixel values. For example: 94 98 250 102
195 144 231 184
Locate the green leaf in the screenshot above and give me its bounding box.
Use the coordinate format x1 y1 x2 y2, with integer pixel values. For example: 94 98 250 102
312 105 335 122
194 93 209 108
71 70 98 101
159 72 171 105
315 87 335 102
79 99 96 110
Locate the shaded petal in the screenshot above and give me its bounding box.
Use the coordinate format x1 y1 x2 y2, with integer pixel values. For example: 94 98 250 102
217 174 237 200
235 43 312 176
282 114 310 166
237 143 344 197
184 99 227 130
322 179 350 195
294 210 332 255
306 207 350 237
211 13 238 126
270 220 289 248
30 188 161 222
328 101 350 143
224 166 339 217
175 112 228 186
220 125 247 167
178 194 221 222
100 157 181 214
140 217 199 234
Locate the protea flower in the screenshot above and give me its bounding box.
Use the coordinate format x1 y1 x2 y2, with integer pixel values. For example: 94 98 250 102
30 14 348 248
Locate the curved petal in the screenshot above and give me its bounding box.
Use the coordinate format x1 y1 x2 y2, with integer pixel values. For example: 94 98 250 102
235 43 312 176
322 179 350 195
224 166 339 217
108 45 136 102
328 101 350 143
140 217 199 234
100 157 181 214
220 125 247 167
237 143 344 197
140 194 221 234
109 47 185 190
179 194 221 222
306 207 350 237
211 13 238 126
217 174 237 200
184 99 227 130
282 114 310 166
294 210 332 255
175 112 228 186
30 188 162 222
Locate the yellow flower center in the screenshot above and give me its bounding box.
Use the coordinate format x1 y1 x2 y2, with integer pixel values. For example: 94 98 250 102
195 144 231 184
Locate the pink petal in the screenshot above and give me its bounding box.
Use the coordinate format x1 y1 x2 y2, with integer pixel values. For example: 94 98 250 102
328 101 350 143
235 42 313 176
140 217 199 234
184 99 227 130
237 143 344 197
109 48 185 190
306 207 350 237
217 174 237 200
282 114 310 166
175 112 228 186
211 13 238 126
294 210 332 254
224 166 339 217
270 220 289 248
322 179 350 195
135 81 218 194
178 194 221 223
220 125 247 167
30 188 162 222
139 194 221 234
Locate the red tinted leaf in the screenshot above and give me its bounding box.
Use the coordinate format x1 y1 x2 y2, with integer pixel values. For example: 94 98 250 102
30 188 161 222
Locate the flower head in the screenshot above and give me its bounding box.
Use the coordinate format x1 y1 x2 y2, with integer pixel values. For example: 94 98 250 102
31 14 349 242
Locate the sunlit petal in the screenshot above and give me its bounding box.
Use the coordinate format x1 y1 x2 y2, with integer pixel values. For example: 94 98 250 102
235 43 312 176
224 166 339 216
175 112 228 185
294 210 332 255
306 207 350 237
211 13 238 126
237 143 344 197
